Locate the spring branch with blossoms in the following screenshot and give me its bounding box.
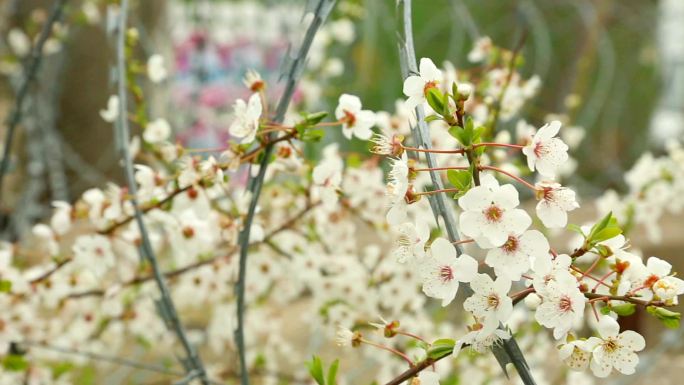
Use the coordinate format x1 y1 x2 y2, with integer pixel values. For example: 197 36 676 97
1 2 683 385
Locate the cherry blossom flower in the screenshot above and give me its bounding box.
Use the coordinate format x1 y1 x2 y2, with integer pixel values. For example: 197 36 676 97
458 174 532 248
464 274 513 334
535 181 579 228
335 325 355 347
420 238 478 306
243 69 264 91
385 154 410 225
624 256 684 304
99 95 120 123
72 235 115 277
335 94 375 140
229 93 262 144
312 145 344 209
392 220 430 263
467 36 493 63
532 253 575 292
535 274 586 339
369 132 404 157
558 340 592 371
485 230 549 281
403 58 443 110
455 325 511 354
585 316 645 377
147 54 167 83
522 120 569 178
143 118 171 144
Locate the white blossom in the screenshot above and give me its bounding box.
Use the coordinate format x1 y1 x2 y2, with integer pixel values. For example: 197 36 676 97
99 95 120 123
535 181 579 228
392 220 430 263
522 121 569 178
464 274 513 334
229 93 262 144
535 274 587 339
147 54 168 83
485 230 549 281
335 94 375 140
585 316 645 377
143 118 171 143
458 174 531 248
558 340 592 371
420 238 478 306
403 58 442 110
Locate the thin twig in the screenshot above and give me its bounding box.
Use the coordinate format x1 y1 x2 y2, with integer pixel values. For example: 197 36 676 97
112 3 210 384
233 2 336 385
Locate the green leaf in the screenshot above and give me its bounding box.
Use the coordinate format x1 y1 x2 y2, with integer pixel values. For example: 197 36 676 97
447 126 466 145
446 170 472 191
647 306 681 329
425 115 442 123
592 227 622 243
3 354 28 372
303 111 328 126
611 303 636 316
301 128 325 142
427 338 455 360
306 356 325 385
326 359 340 385
426 88 445 116
0 279 11 293
588 212 614 239
566 223 585 237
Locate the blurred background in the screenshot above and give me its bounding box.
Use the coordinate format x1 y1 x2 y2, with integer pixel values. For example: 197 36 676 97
1 0 683 384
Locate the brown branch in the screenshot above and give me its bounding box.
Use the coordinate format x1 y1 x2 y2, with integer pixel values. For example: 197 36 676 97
65 201 318 299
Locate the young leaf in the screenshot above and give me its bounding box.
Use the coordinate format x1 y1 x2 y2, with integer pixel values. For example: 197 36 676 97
0 279 11 293
306 356 325 385
647 306 681 329
326 359 340 385
426 88 445 116
446 170 472 191
427 338 455 360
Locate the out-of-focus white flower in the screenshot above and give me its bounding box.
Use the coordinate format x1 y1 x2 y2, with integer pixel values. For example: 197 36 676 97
243 69 264 91
468 36 493 63
143 118 171 143
8 28 30 56
147 54 167 83
99 95 120 123
329 19 355 44
229 93 262 143
335 94 375 140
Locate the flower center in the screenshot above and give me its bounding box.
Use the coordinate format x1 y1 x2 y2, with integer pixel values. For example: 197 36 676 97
343 109 357 127
644 274 660 288
501 235 519 254
487 294 500 309
423 80 438 95
484 205 503 223
558 295 573 313
534 142 548 158
602 338 619 353
439 265 454 283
